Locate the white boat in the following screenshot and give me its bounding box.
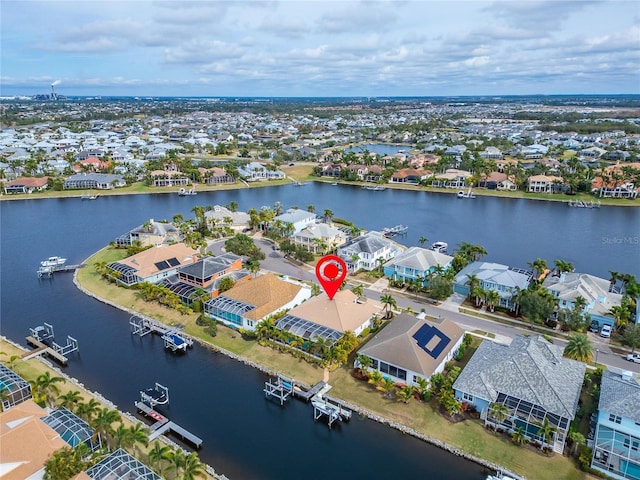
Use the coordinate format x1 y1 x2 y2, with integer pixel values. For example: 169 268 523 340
428 241 448 254
178 187 197 196
331 182 338 186
457 187 476 199
41 256 66 267
382 225 408 237
362 184 387 191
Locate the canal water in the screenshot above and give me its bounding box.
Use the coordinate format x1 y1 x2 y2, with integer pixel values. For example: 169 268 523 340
1 184 638 479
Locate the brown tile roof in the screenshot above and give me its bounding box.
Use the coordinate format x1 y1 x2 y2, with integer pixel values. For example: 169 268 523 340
4 177 49 188
223 273 304 320
287 290 383 333
0 399 68 480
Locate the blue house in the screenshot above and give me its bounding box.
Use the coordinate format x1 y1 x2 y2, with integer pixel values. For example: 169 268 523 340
543 272 623 328
383 246 453 286
453 261 532 311
591 370 640 480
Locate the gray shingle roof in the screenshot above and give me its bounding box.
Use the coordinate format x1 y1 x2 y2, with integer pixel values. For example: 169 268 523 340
340 231 390 255
385 246 453 270
179 253 240 279
453 335 586 419
598 370 640 422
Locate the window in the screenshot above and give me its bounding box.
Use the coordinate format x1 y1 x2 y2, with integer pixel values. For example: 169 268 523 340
462 392 473 402
609 414 622 424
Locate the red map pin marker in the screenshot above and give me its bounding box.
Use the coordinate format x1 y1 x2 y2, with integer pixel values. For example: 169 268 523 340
315 255 347 300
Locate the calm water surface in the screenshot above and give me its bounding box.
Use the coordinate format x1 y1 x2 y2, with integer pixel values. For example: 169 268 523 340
1 185 638 479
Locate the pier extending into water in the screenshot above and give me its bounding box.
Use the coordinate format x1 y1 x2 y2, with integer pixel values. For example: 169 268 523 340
135 400 203 449
23 323 79 365
264 375 352 428
129 315 193 353
37 263 85 278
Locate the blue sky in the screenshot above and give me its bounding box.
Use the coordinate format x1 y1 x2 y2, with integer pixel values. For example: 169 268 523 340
1 0 639 97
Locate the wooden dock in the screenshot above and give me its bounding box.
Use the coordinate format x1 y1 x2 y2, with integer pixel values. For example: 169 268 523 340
130 315 193 352
24 336 69 365
135 401 202 448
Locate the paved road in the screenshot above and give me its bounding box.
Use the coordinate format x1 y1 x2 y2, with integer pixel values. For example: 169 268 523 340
208 236 640 374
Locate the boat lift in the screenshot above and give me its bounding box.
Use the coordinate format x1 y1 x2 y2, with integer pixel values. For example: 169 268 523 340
140 383 169 407
30 323 55 342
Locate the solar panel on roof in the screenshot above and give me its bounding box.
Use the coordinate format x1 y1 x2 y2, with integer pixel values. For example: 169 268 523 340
154 260 170 270
412 324 451 359
167 257 180 267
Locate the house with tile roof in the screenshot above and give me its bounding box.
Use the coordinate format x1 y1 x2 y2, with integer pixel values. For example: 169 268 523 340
453 335 586 454
383 246 453 287
107 243 199 286
338 230 403 273
591 370 640 480
291 223 347 253
204 272 311 331
528 174 567 193
357 313 465 386
542 271 623 328
453 261 532 311
276 290 383 346
204 205 251 231
3 176 49 194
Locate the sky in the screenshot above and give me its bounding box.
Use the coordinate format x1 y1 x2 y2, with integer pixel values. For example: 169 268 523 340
1 0 639 97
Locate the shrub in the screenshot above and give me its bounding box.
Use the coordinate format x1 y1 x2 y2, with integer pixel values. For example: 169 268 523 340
206 324 218 337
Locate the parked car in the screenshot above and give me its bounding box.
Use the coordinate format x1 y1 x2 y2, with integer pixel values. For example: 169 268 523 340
626 353 640 363
600 325 612 338
588 320 600 333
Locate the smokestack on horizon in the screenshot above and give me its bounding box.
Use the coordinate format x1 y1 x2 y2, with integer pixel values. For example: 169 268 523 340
51 80 60 100
51 80 61 86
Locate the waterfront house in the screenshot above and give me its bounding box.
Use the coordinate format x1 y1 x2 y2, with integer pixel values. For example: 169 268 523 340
204 272 311 331
356 313 464 386
204 205 251 231
149 169 190 187
161 253 251 303
528 174 566 193
63 173 126 190
383 246 453 286
454 261 532 311
453 335 586 454
272 208 317 234
107 243 199 286
542 271 623 328
199 166 235 185
276 290 383 347
431 169 472 189
291 223 347 253
479 146 504 160
3 176 49 194
590 370 640 480
389 168 429 184
337 231 402 273
238 162 285 181
114 218 181 247
0 400 70 480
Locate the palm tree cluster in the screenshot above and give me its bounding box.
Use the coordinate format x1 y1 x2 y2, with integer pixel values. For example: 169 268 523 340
42 386 209 480
134 282 192 315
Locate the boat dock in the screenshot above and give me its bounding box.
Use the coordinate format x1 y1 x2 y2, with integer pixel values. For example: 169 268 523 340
23 323 79 365
129 315 193 353
134 401 202 449
37 263 85 278
382 224 408 238
263 375 352 428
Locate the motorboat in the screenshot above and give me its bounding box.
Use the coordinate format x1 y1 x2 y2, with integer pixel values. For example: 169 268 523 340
486 472 517 480
41 256 67 267
178 187 197 196
428 241 448 254
457 187 476 198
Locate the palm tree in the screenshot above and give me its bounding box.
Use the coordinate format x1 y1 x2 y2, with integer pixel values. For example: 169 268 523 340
485 289 500 312
57 390 82 412
380 293 397 319
368 370 384 387
568 430 586 457
528 258 548 280
148 441 172 474
554 259 574 273
181 451 206 480
90 407 121 448
306 204 316 213
76 398 101 423
351 284 364 298
419 235 428 246
166 448 187 478
32 372 66 408
323 209 334 222
488 402 510 427
355 354 372 372
563 333 593 362
511 426 526 445
534 417 557 448
128 422 150 457
378 377 396 398
310 283 321 296
397 385 415 403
